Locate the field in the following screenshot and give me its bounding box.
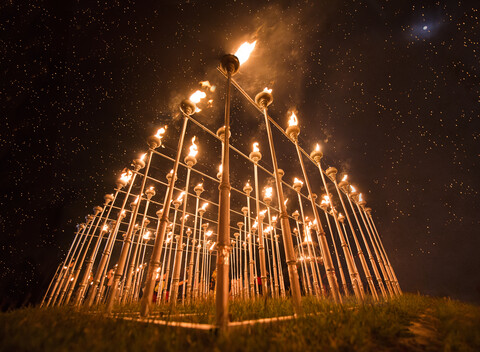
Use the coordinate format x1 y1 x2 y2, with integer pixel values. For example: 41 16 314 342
1 294 479 351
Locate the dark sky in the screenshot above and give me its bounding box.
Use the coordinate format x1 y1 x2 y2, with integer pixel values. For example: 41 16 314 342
1 0 479 309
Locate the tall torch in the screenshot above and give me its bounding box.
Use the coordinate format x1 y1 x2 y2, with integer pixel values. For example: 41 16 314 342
285 112 341 304
255 90 303 314
215 40 255 331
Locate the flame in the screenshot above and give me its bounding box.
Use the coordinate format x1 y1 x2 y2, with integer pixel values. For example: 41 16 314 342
218 164 223 173
201 202 209 211
206 230 213 237
359 193 363 202
284 198 289 206
177 192 185 202
234 41 256 65
288 112 298 127
143 231 151 240
189 90 206 104
140 153 147 162
119 171 132 184
260 209 267 216
252 142 259 152
188 136 198 157
154 126 167 139
294 177 303 185
339 212 344 217
304 226 312 243
342 174 348 182
350 185 357 193
133 195 140 204
209 242 216 251
169 169 173 174
315 143 321 152
264 187 273 199
102 225 109 232
246 182 250 187
252 221 258 229
263 87 272 93
323 195 330 203
149 186 154 191
272 216 277 222
183 214 189 220
200 81 215 92
196 183 203 188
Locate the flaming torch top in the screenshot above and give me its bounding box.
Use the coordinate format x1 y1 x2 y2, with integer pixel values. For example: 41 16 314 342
117 170 132 188
133 153 147 171
358 193 366 206
293 177 304 192
338 173 349 189
148 126 167 149
235 41 256 65
286 112 300 140
255 87 273 108
185 136 198 167
249 142 262 162
263 186 273 204
243 181 253 194
310 143 323 162
189 90 206 104
199 202 209 214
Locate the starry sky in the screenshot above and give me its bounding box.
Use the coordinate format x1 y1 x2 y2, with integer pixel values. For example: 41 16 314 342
1 0 479 309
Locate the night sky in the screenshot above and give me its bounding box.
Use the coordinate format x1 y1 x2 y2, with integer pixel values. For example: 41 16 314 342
1 0 479 309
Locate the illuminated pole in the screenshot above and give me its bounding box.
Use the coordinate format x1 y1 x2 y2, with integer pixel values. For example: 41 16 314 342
293 226 311 295
312 156 363 302
105 149 152 313
355 196 394 297
344 186 387 299
271 216 286 297
163 201 181 301
140 101 192 317
85 169 137 307
319 199 349 296
124 187 156 303
255 90 302 313
171 137 198 304
292 182 322 296
333 174 378 301
285 113 341 304
365 208 402 295
264 188 279 297
242 186 256 297
45 223 85 307
182 227 193 302
64 207 103 305
248 146 268 297
193 207 207 298
187 184 204 299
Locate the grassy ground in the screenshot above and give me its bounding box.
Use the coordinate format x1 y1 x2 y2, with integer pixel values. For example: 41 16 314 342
0 294 479 351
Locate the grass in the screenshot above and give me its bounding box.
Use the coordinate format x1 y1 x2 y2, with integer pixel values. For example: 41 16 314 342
0 294 479 351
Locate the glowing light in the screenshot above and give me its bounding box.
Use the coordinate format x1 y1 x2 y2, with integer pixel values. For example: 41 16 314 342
264 187 273 199
252 221 258 229
189 90 206 104
288 112 298 127
102 225 109 232
196 182 203 188
323 195 330 203
263 87 272 93
359 193 363 202
143 231 151 240
294 177 303 185
209 242 216 251
133 195 140 204
260 209 267 216
315 143 321 152
200 80 216 92
342 174 348 182
284 198 289 206
234 41 256 65
140 153 147 162
155 126 167 139
201 202 209 211
119 171 132 184
177 192 185 202
218 164 223 173
272 216 277 222
350 185 357 193
188 136 198 157
206 230 213 237
252 142 259 152
423 25 428 30
304 226 313 243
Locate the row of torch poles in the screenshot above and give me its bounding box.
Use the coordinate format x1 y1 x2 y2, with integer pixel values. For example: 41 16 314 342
40 41 402 330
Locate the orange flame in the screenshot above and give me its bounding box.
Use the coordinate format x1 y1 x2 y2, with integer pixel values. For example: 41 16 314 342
188 136 198 157
294 177 303 185
264 187 273 199
119 171 132 184
155 126 167 139
218 164 223 173
206 230 213 237
350 185 357 193
288 112 298 127
140 153 147 162
359 193 363 202
189 90 206 104
102 225 109 232
284 198 289 206
272 215 277 222
201 202 209 211
209 242 216 251
315 143 321 152
252 142 259 152
323 195 330 203
263 87 272 93
143 231 151 240
342 174 348 182
177 192 185 202
234 41 256 65
196 182 203 188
